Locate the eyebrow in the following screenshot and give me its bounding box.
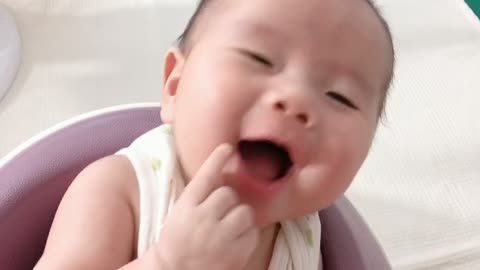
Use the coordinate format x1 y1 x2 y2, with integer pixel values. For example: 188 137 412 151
345 68 378 98
236 21 286 43
320 60 379 100
343 65 376 95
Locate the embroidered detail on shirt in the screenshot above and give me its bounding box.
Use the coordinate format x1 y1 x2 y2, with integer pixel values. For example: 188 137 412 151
160 125 172 134
305 226 314 247
151 158 162 172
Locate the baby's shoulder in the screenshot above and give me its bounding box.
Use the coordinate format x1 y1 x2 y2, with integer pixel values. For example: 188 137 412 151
74 155 140 214
79 155 135 186
33 155 141 269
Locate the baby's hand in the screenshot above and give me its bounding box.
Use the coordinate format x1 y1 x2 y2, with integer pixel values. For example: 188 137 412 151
155 144 259 270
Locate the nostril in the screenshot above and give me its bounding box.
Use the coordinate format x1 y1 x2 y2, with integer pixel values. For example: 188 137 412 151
274 101 310 125
274 101 286 111
296 113 309 125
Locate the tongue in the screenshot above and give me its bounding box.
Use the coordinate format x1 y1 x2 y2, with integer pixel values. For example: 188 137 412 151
239 141 283 181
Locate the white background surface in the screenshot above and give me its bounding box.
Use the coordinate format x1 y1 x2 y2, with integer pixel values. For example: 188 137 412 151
0 0 479 269
0 3 21 100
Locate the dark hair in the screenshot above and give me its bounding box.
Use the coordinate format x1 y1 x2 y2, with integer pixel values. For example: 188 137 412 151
177 0 211 49
177 0 395 116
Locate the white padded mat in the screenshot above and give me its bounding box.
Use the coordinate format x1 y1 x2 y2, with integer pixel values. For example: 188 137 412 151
349 0 480 269
0 0 479 269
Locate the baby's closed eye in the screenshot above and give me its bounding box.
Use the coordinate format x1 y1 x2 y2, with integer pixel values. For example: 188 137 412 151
238 49 274 68
326 91 358 110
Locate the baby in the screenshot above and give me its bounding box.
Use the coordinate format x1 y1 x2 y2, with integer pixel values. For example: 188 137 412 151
34 0 394 269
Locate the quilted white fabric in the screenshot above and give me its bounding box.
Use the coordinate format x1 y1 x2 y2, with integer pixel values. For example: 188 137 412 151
0 0 479 269
348 0 480 269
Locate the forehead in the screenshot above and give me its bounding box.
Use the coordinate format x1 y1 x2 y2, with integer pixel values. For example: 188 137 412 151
197 0 391 92
201 0 389 59
204 0 383 37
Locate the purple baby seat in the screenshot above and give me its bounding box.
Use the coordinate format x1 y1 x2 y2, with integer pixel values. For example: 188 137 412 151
0 104 391 270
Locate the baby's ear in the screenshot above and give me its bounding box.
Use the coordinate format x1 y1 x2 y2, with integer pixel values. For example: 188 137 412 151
161 47 185 123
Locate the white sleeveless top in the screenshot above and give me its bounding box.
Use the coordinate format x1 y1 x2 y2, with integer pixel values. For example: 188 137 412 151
116 125 323 270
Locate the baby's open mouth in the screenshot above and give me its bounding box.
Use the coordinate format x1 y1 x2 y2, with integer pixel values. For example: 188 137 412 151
238 140 293 181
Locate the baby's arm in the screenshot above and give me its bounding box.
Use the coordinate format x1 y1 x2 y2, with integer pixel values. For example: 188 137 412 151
33 155 159 270
35 144 258 270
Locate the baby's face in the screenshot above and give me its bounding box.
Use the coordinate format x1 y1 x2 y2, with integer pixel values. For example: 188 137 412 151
161 0 392 226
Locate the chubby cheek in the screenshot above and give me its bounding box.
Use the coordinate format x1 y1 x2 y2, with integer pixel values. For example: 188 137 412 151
294 132 372 214
171 65 252 181
173 101 229 181
331 135 371 190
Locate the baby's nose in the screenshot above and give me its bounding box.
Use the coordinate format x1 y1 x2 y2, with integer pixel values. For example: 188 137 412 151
270 93 315 128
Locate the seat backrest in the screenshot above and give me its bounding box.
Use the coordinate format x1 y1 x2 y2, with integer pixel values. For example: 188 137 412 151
0 105 161 269
319 197 391 269
0 104 391 270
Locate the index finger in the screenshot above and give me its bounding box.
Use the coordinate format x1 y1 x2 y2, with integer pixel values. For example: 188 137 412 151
183 143 234 204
